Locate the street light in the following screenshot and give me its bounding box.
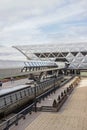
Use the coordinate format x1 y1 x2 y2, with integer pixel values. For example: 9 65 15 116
34 82 37 112
54 74 56 93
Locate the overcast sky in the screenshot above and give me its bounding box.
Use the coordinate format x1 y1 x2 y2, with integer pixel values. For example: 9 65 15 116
0 0 87 46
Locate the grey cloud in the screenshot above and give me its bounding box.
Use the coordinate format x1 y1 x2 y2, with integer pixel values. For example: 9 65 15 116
0 0 87 46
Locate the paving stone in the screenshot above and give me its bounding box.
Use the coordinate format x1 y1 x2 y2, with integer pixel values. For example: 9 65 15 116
25 78 87 130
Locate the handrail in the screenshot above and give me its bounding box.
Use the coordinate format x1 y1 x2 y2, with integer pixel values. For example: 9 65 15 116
0 76 75 130
0 103 35 130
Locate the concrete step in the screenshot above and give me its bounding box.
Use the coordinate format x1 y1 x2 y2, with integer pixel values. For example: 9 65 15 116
41 106 56 112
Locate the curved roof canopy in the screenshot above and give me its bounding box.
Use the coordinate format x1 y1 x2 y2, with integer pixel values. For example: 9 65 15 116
14 42 87 69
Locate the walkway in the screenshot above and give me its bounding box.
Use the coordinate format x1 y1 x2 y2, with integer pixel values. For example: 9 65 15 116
1 78 30 89
24 78 87 130
37 77 76 107
8 77 87 130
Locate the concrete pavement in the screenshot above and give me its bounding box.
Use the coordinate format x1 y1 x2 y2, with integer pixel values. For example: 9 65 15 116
25 78 87 130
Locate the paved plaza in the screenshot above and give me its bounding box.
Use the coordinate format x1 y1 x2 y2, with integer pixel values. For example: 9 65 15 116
10 77 87 130
25 78 87 130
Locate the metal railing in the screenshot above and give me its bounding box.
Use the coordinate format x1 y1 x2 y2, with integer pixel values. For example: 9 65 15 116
0 103 34 130
0 76 75 130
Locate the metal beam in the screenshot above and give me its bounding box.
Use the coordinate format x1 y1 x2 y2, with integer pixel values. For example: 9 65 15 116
13 46 31 60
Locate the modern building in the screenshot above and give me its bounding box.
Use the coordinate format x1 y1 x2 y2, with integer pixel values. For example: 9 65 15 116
14 42 87 70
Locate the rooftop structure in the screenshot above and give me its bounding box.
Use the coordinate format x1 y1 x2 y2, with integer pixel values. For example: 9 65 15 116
14 42 87 69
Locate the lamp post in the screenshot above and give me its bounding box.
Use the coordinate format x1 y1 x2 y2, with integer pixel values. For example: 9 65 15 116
54 74 56 93
34 82 37 112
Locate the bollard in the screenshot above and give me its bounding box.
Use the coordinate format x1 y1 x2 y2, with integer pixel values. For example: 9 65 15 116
67 87 69 92
29 111 32 114
52 99 57 108
15 121 18 126
57 95 61 101
61 92 63 97
64 90 66 95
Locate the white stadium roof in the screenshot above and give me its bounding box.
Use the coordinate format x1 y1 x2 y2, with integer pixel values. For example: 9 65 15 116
14 42 87 69
0 43 87 69
14 42 87 53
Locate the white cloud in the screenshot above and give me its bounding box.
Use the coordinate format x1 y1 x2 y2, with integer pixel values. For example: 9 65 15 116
0 46 27 60
0 0 87 46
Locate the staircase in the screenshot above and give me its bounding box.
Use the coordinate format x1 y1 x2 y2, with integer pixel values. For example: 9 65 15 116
40 106 57 112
